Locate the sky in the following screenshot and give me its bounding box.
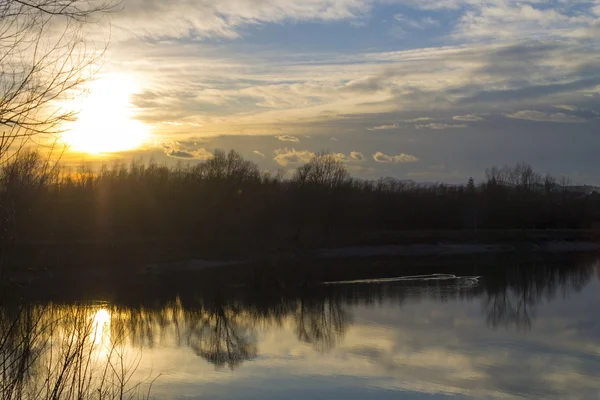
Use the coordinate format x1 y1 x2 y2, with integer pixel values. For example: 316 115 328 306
68 0 600 184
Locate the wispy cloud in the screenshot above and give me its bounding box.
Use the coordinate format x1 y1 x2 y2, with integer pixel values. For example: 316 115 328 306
373 152 419 164
165 148 213 160
416 123 467 130
555 105 578 112
367 124 399 131
276 135 301 143
505 110 587 123
253 150 265 157
394 14 440 30
161 141 214 160
126 34 600 137
453 114 483 122
401 117 434 123
554 105 600 116
113 0 373 40
392 12 440 40
454 1 594 41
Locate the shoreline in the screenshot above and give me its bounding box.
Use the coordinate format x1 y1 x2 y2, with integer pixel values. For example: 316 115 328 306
317 241 600 260
140 239 600 275
1 229 598 279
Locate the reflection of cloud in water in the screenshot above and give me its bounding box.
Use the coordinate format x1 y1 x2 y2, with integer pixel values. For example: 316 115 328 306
340 304 600 398
3 256 599 399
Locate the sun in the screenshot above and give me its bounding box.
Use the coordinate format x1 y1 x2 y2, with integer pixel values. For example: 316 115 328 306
63 75 150 154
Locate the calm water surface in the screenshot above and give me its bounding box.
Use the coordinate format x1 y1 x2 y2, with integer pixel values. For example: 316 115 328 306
3 254 600 399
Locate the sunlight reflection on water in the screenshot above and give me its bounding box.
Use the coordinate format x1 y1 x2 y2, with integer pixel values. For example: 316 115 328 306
92 308 111 343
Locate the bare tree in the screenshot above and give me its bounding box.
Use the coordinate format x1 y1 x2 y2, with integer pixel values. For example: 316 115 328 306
193 149 260 183
293 151 350 188
0 0 114 164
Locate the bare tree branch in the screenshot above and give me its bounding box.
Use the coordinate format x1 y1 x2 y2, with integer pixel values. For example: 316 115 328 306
0 0 115 164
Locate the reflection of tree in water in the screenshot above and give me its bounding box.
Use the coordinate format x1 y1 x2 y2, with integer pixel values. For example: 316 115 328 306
107 288 352 367
294 297 349 353
105 256 598 366
482 260 594 331
111 300 258 370
186 306 257 370
6 254 596 377
0 305 44 393
484 287 535 331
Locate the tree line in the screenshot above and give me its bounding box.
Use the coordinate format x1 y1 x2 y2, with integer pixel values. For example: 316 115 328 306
1 149 600 256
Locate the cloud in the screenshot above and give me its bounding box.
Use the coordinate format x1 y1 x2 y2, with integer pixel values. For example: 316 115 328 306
392 13 440 41
330 136 339 141
276 135 300 143
113 0 373 40
273 148 315 166
160 121 204 127
453 114 483 122
416 123 467 130
555 105 578 112
460 77 600 105
253 150 265 157
554 105 600 116
350 151 365 162
505 110 587 123
401 117 434 123
123 32 600 138
373 152 419 164
343 76 388 93
272 149 365 166
454 2 594 41
165 148 213 160
367 124 399 131
332 151 366 163
332 152 348 161
394 14 440 30
162 141 214 160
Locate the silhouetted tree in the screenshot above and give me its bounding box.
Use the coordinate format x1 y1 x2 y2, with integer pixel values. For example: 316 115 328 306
293 151 350 188
467 177 475 192
0 0 114 163
194 149 260 183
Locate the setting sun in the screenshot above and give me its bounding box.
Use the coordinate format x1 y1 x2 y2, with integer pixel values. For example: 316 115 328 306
63 75 149 154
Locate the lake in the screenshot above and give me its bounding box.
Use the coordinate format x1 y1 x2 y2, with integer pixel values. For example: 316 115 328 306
2 252 599 399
